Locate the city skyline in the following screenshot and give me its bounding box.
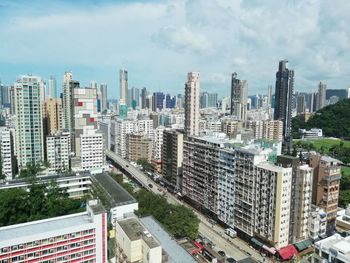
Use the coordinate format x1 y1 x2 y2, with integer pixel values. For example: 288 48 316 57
0 0 349 98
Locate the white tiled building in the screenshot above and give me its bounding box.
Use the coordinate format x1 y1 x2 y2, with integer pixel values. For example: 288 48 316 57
46 132 71 172
152 126 165 160
80 128 104 170
0 127 13 180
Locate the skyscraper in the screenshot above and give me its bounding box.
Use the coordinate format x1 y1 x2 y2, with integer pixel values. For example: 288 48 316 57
120 67 128 104
274 60 294 151
100 83 108 112
141 87 147 109
317 82 327 110
14 75 44 169
152 92 165 112
184 72 200 136
230 72 248 120
48 76 57 98
267 85 272 108
44 98 63 135
296 94 306 114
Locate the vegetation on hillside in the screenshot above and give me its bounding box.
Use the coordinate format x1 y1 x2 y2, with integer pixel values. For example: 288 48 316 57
0 181 83 227
292 99 350 139
339 167 350 208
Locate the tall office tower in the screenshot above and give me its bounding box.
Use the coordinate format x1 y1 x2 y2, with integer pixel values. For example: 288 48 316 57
230 72 248 120
48 76 57 98
309 92 316 113
152 92 165 111
277 156 313 243
0 201 108 263
141 87 147 109
184 72 200 136
0 127 14 180
120 67 128 104
126 133 152 162
90 80 97 89
44 98 62 135
73 87 98 156
46 132 71 172
14 75 44 169
0 84 11 107
309 155 341 234
161 130 184 188
317 82 327 110
127 88 133 107
267 85 272 108
297 94 306 114
80 128 104 170
145 94 153 110
100 83 108 111
200 92 209 108
273 60 294 151
152 126 165 160
165 94 176 109
176 94 184 109
131 87 140 108
183 135 236 227
208 93 218 108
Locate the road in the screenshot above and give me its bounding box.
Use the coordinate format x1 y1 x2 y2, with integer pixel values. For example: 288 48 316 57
106 150 270 262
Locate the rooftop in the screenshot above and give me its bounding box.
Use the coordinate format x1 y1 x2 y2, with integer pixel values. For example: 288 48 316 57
0 211 90 247
118 217 160 249
315 234 350 257
90 172 137 206
140 216 197 263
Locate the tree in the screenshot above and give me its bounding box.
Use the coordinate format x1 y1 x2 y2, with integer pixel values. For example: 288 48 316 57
137 159 152 171
19 163 44 178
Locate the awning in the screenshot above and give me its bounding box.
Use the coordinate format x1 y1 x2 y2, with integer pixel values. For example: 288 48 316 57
262 245 276 255
294 239 312 252
278 245 298 261
251 238 263 248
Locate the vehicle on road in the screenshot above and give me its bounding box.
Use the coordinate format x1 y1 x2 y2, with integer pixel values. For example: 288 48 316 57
218 250 226 257
227 258 236 263
148 184 153 188
126 165 129 168
208 219 217 225
225 228 237 238
246 252 252 257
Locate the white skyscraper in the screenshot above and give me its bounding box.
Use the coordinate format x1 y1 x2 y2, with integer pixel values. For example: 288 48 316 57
14 75 44 169
0 127 13 180
120 68 128 104
318 82 327 110
184 72 200 136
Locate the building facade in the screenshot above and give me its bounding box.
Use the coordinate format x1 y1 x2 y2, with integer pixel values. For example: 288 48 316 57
317 82 327 111
0 127 14 180
230 72 248 121
184 72 200 136
14 75 44 169
273 60 294 151
44 98 62 135
0 200 107 263
120 68 128 104
126 133 152 162
80 128 104 170
46 132 71 173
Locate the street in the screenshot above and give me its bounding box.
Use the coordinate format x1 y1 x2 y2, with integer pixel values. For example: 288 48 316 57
106 150 271 262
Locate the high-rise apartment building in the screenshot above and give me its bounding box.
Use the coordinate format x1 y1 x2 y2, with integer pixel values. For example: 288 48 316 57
141 87 147 109
317 82 327 110
200 92 218 108
309 155 341 234
80 128 104 170
244 120 283 141
14 75 44 169
230 72 248 120
273 60 294 151
120 67 128 104
152 126 165 160
48 75 57 98
183 135 236 227
62 72 78 135
0 127 14 180
0 84 11 107
73 87 98 156
44 98 62 135
161 130 184 188
126 133 152 162
46 132 71 172
0 200 107 263
184 72 200 136
296 94 306 114
100 83 107 112
267 85 272 108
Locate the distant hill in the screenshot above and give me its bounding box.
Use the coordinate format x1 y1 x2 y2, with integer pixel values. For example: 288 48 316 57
292 99 350 139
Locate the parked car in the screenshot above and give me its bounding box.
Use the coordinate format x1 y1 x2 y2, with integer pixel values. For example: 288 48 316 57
148 184 153 188
218 250 226 257
227 258 236 263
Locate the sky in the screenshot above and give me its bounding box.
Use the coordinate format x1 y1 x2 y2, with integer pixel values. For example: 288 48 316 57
0 0 349 99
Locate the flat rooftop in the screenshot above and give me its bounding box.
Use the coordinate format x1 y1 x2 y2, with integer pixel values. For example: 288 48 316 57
315 234 350 257
90 173 137 206
0 211 90 247
140 216 197 263
118 217 159 249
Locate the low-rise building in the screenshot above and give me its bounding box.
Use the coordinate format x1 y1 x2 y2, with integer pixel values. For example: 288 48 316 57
0 200 107 263
313 234 350 263
299 128 323 139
